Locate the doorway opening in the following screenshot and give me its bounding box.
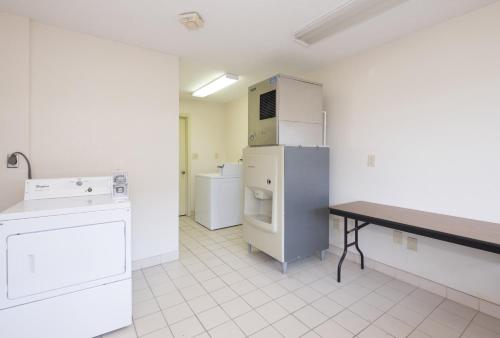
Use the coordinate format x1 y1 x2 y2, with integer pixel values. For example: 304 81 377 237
179 117 188 216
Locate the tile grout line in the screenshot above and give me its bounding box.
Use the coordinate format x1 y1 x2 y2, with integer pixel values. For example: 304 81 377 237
190 218 387 336
131 269 144 337
458 310 479 338
346 264 478 338
292 271 373 336
404 296 446 338
185 216 389 337
192 218 386 337
329 236 500 324
166 217 493 338
140 267 175 338
180 217 309 336
337 271 405 336
178 220 253 336
177 223 225 336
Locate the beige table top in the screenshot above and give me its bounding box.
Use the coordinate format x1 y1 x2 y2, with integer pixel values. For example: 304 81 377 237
330 201 500 246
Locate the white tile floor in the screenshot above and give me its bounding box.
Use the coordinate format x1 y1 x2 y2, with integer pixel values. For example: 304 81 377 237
101 217 500 338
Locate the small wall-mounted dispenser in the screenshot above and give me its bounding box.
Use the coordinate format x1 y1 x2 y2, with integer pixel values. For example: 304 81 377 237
112 171 128 200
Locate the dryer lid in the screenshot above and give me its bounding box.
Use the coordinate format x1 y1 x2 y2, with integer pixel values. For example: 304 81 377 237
0 195 130 221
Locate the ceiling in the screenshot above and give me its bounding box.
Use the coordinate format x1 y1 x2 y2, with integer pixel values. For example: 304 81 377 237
0 0 496 102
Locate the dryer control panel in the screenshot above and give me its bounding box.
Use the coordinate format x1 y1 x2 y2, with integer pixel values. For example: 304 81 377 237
24 177 112 200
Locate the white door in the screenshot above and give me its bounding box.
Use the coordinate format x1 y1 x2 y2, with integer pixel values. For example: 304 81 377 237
179 117 188 216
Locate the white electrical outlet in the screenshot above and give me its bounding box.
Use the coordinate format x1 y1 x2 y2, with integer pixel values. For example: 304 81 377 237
367 154 376 167
393 230 403 244
407 237 418 251
214 152 219 159
333 219 340 231
336 217 344 231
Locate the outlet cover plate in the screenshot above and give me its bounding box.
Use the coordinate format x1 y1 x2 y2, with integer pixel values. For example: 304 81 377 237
7 153 19 168
407 237 418 251
393 230 403 244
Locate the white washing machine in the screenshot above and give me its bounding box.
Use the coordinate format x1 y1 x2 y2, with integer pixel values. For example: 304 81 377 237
0 176 132 338
195 163 242 230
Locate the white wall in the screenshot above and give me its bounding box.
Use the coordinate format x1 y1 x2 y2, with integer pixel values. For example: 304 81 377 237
225 95 248 162
0 15 180 266
0 13 30 211
306 2 500 304
180 99 227 215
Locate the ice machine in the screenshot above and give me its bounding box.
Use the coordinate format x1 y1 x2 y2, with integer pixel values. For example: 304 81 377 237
243 146 329 273
248 74 324 147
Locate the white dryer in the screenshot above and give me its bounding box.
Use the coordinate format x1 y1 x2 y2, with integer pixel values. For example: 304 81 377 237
0 177 132 338
195 163 242 230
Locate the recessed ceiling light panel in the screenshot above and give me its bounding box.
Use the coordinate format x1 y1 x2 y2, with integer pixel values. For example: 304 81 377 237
294 0 408 46
192 74 239 98
179 12 204 30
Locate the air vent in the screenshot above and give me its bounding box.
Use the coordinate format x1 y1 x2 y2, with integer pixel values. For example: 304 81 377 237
259 90 276 120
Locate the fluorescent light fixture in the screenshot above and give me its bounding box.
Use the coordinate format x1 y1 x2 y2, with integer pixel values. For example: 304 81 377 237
294 0 408 46
192 73 239 97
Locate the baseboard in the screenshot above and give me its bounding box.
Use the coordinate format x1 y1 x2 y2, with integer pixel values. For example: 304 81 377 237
328 244 500 320
132 250 179 271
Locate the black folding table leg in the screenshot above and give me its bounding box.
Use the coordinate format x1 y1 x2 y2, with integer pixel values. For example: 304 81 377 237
354 219 365 269
337 217 348 283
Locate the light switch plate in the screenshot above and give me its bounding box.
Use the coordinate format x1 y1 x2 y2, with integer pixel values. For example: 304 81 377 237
367 154 376 167
407 237 418 251
393 230 403 244
192 153 199 160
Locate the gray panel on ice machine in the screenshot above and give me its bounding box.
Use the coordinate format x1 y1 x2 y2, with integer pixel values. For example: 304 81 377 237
283 147 329 263
248 74 324 147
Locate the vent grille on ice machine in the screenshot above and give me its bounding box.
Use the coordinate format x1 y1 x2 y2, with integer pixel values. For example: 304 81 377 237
259 90 276 120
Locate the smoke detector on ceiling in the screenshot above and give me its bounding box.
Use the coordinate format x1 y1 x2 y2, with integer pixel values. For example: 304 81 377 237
179 12 204 30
